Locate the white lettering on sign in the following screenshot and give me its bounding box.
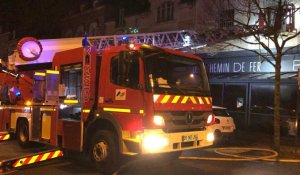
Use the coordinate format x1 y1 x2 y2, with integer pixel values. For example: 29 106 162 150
249 62 261 72
233 62 245 72
207 58 298 73
209 63 230 73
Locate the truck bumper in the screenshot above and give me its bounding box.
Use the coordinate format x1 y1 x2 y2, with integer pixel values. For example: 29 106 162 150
135 128 214 154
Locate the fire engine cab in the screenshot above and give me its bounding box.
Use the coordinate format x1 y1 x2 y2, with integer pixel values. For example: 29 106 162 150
0 31 214 174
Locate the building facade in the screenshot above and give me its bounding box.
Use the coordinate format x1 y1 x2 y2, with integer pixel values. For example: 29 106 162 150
59 0 300 132
60 0 222 37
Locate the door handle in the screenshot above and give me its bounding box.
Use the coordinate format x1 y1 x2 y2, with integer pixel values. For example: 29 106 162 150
104 98 113 103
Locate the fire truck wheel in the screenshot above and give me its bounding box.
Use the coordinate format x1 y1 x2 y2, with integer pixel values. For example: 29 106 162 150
90 130 119 174
17 120 30 148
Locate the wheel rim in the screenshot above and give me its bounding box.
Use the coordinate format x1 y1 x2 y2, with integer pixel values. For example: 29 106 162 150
19 124 28 142
93 140 109 162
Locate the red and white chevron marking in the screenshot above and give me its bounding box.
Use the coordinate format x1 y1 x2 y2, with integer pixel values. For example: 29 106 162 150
153 94 212 105
13 150 63 168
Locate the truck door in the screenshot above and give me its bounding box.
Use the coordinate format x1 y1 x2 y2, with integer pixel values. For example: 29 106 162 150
59 63 83 151
101 51 144 131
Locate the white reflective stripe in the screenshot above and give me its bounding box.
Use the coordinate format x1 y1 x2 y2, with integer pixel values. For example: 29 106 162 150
198 97 204 104
153 94 160 103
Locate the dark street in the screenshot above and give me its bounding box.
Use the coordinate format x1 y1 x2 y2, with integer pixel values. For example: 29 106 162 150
1 135 300 175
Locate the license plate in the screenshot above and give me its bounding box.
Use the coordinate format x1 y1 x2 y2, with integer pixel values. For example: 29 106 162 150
182 134 198 142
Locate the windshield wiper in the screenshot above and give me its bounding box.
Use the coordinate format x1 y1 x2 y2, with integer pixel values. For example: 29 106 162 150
169 84 186 95
155 83 186 95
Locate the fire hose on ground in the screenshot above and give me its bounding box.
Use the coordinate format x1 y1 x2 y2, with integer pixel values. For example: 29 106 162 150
180 147 300 163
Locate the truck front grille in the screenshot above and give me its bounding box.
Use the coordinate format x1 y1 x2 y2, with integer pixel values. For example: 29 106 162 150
158 111 210 133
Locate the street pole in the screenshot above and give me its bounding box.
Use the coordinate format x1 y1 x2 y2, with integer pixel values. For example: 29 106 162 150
295 69 300 153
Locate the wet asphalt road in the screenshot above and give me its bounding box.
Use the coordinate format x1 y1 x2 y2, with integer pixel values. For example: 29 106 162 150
1 140 300 175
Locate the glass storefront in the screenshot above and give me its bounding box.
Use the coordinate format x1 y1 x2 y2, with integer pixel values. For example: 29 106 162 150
203 50 299 134
210 82 297 133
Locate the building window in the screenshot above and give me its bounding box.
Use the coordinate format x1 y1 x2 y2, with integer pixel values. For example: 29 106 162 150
157 1 174 23
261 3 295 32
219 9 234 28
110 52 139 89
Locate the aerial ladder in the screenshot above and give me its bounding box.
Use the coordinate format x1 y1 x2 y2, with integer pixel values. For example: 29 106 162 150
86 30 206 52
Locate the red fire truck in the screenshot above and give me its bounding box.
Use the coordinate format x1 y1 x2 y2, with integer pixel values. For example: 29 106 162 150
0 31 214 173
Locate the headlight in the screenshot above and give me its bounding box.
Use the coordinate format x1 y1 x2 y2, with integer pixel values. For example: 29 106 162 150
153 115 165 127
206 132 214 142
143 135 168 152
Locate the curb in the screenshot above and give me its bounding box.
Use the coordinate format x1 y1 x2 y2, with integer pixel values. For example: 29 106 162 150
280 145 300 154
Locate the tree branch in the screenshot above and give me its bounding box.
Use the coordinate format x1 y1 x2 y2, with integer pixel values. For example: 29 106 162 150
282 43 300 55
224 41 275 67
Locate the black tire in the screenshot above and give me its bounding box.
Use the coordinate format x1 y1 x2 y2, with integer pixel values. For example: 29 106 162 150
90 130 119 174
17 119 30 148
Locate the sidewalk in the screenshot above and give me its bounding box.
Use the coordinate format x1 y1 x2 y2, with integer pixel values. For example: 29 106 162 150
223 130 300 159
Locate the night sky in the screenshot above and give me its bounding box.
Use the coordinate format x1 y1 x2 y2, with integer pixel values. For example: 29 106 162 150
0 0 150 39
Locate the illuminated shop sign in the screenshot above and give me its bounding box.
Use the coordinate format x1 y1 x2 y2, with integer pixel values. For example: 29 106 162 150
205 56 300 73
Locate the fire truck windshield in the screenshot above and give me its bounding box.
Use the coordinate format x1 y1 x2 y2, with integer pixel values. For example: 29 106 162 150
143 50 210 96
